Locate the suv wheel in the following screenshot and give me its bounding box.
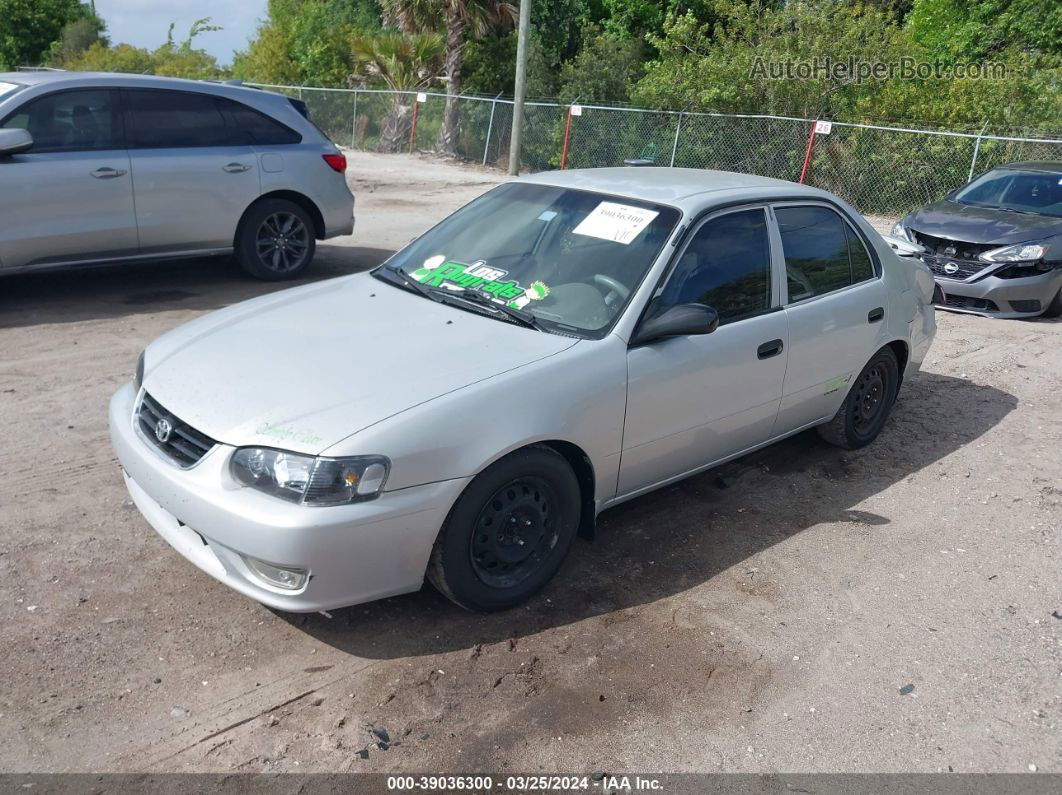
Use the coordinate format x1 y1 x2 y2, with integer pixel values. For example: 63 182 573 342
817 346 899 450
236 199 316 280
427 446 581 612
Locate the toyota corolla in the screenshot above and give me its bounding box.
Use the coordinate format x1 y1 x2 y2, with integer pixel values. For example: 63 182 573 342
110 168 937 612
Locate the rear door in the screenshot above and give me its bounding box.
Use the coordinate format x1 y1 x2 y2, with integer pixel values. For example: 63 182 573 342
0 88 137 269
772 203 889 433
619 206 788 495
123 88 261 254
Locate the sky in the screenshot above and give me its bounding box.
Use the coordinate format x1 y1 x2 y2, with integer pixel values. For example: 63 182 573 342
94 0 269 66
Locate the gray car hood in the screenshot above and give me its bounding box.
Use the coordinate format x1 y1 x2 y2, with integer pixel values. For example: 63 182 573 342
144 273 579 454
907 199 1062 245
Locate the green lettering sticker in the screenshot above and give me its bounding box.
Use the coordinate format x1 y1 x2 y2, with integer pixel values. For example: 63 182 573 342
410 256 550 311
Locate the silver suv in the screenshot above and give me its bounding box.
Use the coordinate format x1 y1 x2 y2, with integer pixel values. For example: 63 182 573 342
0 72 354 280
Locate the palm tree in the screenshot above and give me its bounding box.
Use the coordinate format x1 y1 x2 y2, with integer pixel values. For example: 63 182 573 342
380 0 517 155
351 29 445 152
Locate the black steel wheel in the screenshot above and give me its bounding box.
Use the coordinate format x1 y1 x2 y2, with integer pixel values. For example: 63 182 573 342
236 199 316 280
427 446 581 612
818 346 900 450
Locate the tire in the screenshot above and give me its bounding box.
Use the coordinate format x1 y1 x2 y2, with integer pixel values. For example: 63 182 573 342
235 199 316 280
817 346 899 450
1042 287 1062 319
427 446 581 612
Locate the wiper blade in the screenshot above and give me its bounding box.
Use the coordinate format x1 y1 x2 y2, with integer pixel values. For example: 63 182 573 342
444 288 546 330
374 265 440 300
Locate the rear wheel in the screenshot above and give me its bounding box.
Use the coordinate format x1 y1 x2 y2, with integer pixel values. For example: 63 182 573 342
236 199 316 280
817 347 899 450
427 446 581 612
1042 286 1062 318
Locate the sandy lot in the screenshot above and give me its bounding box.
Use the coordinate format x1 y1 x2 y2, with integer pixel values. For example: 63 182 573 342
1 152 1059 775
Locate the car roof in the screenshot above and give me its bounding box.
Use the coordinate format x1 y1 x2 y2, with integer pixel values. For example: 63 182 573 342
995 161 1062 174
518 167 831 212
0 70 272 101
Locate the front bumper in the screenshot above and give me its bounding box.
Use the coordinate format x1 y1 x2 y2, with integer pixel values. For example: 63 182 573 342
109 383 469 612
933 267 1062 318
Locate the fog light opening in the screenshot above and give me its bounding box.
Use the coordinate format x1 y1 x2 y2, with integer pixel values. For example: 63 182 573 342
242 556 308 591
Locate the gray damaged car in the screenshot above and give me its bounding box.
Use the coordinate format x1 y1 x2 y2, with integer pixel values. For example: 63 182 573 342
110 168 937 612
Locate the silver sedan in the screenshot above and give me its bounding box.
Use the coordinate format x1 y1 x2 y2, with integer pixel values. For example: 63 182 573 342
110 168 937 612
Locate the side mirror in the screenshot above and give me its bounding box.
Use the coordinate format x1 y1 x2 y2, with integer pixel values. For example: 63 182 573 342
0 128 32 156
631 302 719 346
882 234 926 258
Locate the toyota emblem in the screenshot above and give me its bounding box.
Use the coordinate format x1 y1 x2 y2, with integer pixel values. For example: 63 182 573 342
943 262 960 275
155 418 172 443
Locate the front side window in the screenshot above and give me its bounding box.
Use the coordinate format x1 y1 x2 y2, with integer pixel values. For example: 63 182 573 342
380 182 681 336
1 89 119 152
776 205 874 302
658 208 772 324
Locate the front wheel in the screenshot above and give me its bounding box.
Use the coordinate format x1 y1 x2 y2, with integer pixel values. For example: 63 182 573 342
817 347 899 450
427 446 581 612
236 199 316 280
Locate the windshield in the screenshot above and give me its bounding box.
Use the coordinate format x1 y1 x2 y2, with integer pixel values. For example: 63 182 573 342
380 182 681 336
953 168 1062 218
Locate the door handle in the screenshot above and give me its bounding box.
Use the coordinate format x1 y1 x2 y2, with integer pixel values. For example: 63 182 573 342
90 167 126 179
868 307 885 323
757 339 784 359
222 162 250 173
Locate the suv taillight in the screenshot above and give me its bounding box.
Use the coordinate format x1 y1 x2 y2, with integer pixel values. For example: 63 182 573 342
323 153 347 173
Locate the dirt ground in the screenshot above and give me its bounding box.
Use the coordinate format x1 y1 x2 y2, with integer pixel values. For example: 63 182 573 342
1 152 1059 775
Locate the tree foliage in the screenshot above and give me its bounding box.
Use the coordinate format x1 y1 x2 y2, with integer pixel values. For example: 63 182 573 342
62 19 225 79
0 0 86 69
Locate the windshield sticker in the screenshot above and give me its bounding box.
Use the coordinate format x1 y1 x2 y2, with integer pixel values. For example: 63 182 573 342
572 201 659 245
411 257 550 309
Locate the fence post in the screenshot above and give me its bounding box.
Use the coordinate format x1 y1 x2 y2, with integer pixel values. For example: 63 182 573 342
968 120 989 182
483 93 502 166
409 93 422 154
798 121 818 184
669 111 684 168
560 105 574 169
351 90 358 149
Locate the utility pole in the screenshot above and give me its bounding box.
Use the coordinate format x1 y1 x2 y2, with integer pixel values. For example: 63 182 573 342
508 0 531 176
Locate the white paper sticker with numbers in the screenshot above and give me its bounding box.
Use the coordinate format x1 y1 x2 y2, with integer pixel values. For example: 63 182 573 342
570 105 583 116
573 202 659 245
814 120 833 134
416 92 427 103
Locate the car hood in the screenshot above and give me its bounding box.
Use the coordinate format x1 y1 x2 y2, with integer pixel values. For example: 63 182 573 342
907 199 1062 245
143 273 580 454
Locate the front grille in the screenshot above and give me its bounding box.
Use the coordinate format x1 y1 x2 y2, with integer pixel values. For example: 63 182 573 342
137 392 216 468
914 232 996 281
939 294 999 312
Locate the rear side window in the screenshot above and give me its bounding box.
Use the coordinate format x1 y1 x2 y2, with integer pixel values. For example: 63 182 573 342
1 89 120 152
776 205 875 302
125 90 301 148
217 98 301 145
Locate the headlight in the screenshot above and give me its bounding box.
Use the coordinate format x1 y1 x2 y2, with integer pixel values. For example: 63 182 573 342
979 241 1048 263
134 350 145 392
230 448 389 506
890 221 912 242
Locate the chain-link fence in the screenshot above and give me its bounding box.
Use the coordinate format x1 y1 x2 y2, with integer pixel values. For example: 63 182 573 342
250 83 1062 218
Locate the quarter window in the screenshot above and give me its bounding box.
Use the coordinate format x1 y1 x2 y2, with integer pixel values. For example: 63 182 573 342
1 89 119 152
216 98 301 145
659 208 772 324
776 205 875 302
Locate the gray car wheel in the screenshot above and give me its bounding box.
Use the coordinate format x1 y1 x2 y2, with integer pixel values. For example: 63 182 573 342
236 199 316 280
817 346 899 450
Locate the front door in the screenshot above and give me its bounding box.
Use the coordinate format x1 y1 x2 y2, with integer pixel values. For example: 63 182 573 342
771 203 890 433
123 88 261 255
619 207 789 496
0 88 137 269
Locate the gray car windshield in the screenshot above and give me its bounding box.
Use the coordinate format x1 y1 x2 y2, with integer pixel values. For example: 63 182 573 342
381 182 681 335
954 169 1062 218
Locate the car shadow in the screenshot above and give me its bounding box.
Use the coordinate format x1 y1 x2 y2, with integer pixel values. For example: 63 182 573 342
0 243 394 329
281 369 1016 659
